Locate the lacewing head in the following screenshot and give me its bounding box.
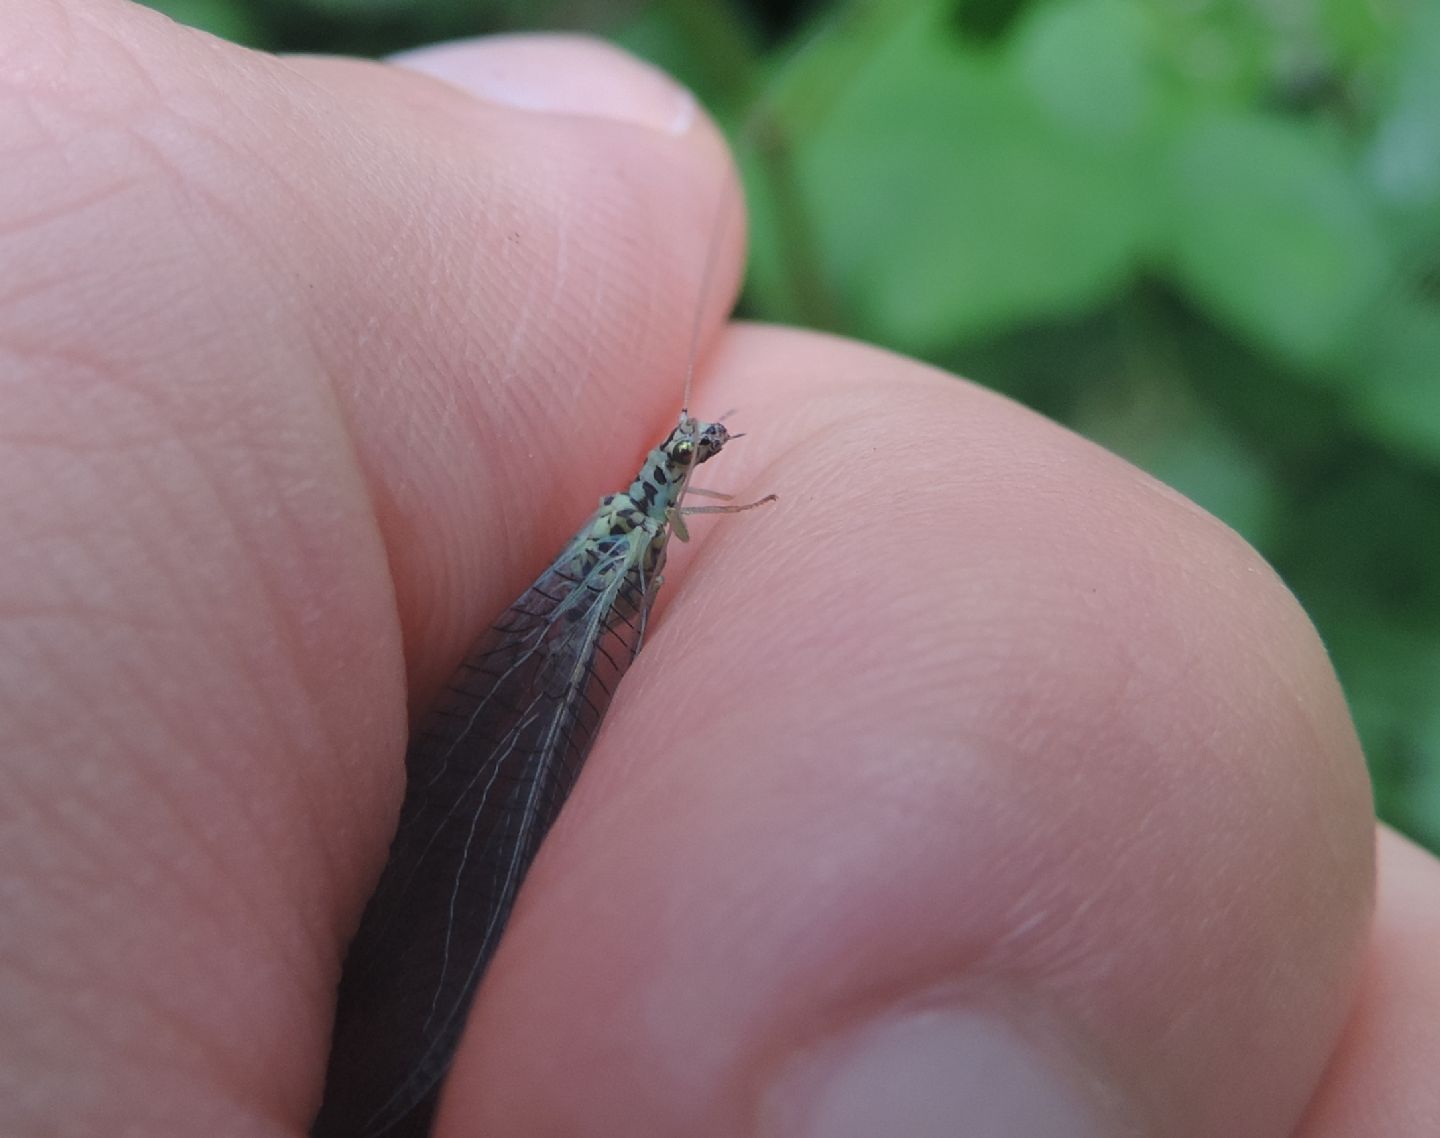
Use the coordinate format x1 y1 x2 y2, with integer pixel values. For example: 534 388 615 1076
666 414 730 475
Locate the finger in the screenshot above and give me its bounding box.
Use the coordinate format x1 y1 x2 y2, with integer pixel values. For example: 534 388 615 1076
440 325 1376 1138
1296 826 1440 1135
263 38 744 703
0 6 738 1135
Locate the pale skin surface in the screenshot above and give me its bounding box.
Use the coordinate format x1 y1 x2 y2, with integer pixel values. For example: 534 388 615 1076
2 3 1437 1135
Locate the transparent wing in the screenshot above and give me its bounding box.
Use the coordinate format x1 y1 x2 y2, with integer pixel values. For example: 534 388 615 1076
314 524 659 1138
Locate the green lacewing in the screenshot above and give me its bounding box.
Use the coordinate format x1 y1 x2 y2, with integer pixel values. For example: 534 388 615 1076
313 186 771 1138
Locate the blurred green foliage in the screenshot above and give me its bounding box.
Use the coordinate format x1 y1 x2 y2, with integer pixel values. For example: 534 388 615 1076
144 0 1440 851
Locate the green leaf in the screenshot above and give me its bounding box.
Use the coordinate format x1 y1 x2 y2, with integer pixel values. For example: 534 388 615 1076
1317 0 1392 67
776 5 1152 350
299 0 423 15
1163 110 1390 367
1364 5 1440 220
1145 0 1273 104
1348 298 1440 465
1010 0 1160 146
1318 608 1440 853
1137 414 1282 543
1410 703 1440 851
141 0 260 43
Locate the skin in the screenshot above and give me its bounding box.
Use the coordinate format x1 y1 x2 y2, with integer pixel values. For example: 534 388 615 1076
1 3 1436 1134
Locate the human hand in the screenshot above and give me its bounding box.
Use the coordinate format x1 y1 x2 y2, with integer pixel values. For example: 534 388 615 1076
3 4 1435 1135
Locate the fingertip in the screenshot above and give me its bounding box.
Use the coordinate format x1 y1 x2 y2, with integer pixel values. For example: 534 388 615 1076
1296 827 1440 1136
275 38 745 699
438 326 1375 1137
390 34 700 137
3 9 749 1130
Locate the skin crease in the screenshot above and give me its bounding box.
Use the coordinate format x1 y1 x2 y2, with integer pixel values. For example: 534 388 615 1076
0 2 1435 1135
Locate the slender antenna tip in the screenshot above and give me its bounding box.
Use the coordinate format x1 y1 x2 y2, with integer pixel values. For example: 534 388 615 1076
681 181 737 417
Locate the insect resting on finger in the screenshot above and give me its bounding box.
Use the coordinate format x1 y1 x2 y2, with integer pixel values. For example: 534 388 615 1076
311 181 775 1138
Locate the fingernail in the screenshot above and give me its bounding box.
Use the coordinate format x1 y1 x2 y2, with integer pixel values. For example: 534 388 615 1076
390 36 697 135
759 1005 1120 1138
